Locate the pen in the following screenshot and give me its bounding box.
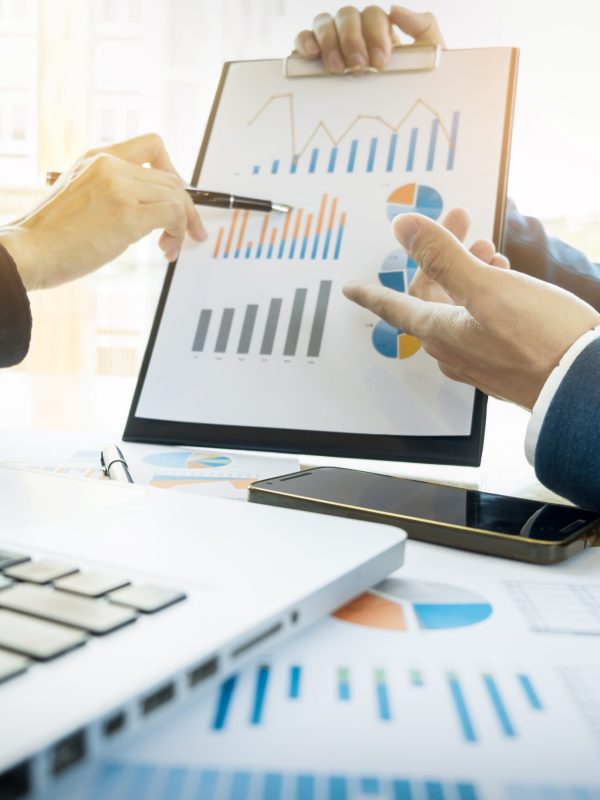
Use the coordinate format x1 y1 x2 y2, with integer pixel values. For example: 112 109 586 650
100 445 134 484
45 172 291 214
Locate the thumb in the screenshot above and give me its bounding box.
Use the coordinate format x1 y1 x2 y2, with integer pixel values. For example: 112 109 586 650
393 214 488 307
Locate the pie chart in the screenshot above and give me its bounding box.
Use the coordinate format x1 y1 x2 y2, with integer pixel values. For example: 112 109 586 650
372 320 421 360
142 451 232 469
386 183 443 222
379 248 419 293
334 579 493 631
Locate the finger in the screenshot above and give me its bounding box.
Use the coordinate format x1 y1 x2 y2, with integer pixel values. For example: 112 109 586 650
469 239 496 265
440 207 470 243
343 282 446 339
392 214 488 307
334 6 369 69
91 133 179 174
361 5 393 69
388 6 445 46
294 29 320 58
138 200 187 243
312 13 344 73
492 253 510 269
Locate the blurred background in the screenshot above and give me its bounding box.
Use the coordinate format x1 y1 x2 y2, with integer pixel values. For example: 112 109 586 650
1 0 599 378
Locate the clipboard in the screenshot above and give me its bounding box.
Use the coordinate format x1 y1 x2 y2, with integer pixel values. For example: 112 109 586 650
124 46 518 467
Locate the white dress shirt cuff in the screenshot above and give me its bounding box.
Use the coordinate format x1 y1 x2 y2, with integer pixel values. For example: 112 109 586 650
525 325 600 466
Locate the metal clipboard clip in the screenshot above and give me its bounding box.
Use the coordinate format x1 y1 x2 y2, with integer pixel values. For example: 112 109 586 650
284 44 441 79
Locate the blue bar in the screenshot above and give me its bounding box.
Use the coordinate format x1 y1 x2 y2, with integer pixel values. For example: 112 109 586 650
251 665 270 725
271 160 280 175
290 156 298 174
518 674 543 710
267 241 274 259
347 139 358 172
91 762 126 800
426 119 438 171
361 778 380 794
230 771 251 800
289 666 302 699
425 782 445 800
447 111 460 170
392 781 413 800
322 229 332 260
245 243 252 258
484 675 516 737
386 133 398 172
212 675 237 730
234 248 240 259
328 147 338 173
163 767 187 799
130 765 155 797
376 681 392 721
198 769 220 800
264 773 283 800
333 223 344 260
457 784 479 800
310 234 320 259
300 236 308 259
448 674 477 742
297 775 315 800
367 138 378 172
309 148 319 173
253 165 260 175
329 776 348 800
406 128 418 171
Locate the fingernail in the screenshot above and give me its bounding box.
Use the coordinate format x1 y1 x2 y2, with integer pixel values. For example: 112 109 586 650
394 216 420 251
305 39 320 57
347 52 367 68
326 50 345 73
370 46 387 70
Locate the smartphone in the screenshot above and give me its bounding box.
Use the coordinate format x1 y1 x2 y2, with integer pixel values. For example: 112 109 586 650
249 467 600 564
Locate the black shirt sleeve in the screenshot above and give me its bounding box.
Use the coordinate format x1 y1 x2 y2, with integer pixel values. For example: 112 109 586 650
0 242 32 367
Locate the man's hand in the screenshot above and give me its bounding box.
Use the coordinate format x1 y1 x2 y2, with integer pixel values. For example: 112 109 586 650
344 214 600 409
0 133 207 291
295 6 445 73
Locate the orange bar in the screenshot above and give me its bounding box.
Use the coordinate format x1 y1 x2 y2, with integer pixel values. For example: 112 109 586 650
304 212 314 239
235 210 250 256
279 209 292 249
340 211 347 226
269 227 278 245
315 193 328 235
292 208 304 241
223 209 239 257
213 227 224 258
258 215 269 245
326 197 338 232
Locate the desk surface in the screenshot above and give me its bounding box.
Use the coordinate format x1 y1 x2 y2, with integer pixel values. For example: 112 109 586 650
0 371 565 505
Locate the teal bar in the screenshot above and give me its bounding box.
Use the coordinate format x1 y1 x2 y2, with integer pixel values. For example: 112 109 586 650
448 674 477 742
484 675 516 737
329 776 348 800
328 147 338 173
457 784 479 800
271 159 280 174
198 770 220 800
264 773 283 800
347 139 358 172
518 674 543 710
252 165 260 175
424 782 445 800
309 148 319 173
163 768 187 799
289 666 302 699
212 675 237 730
406 128 418 171
367 137 378 172
297 775 315 800
251 665 270 725
360 778 380 794
230 772 251 800
386 133 398 172
392 781 413 800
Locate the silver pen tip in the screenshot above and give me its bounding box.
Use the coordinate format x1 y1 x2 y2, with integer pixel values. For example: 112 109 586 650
272 203 292 214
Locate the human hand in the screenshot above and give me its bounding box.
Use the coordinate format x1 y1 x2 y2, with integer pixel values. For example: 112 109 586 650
0 133 206 291
409 208 510 304
343 214 600 409
294 6 445 73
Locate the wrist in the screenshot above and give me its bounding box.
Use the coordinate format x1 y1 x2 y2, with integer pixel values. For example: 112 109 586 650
0 227 41 291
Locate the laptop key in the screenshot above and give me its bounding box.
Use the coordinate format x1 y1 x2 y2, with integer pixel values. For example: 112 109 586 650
55 571 130 598
0 609 87 660
4 559 79 584
0 647 29 684
0 576 14 591
0 584 137 635
109 584 186 613
0 550 30 570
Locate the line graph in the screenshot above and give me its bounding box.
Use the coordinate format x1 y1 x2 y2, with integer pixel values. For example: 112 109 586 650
247 94 460 176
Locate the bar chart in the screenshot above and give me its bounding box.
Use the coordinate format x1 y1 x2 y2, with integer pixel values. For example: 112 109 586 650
191 280 332 359
247 93 460 177
211 194 346 262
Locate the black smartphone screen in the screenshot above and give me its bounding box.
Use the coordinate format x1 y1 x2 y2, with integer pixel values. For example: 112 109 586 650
263 468 600 542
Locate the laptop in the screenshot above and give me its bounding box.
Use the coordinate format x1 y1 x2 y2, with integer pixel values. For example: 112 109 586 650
0 466 406 798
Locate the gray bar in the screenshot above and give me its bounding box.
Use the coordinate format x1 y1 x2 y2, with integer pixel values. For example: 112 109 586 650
215 309 235 353
260 298 282 355
192 309 212 352
237 304 259 354
283 288 307 357
307 280 332 358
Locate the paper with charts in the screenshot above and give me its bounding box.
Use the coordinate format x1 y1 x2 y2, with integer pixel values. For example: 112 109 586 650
136 51 514 436
47 541 600 799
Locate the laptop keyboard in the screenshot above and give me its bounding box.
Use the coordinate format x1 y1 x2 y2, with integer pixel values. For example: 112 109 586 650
0 548 186 683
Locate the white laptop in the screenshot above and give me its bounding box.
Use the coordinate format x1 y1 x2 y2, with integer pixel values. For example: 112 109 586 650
0 466 406 798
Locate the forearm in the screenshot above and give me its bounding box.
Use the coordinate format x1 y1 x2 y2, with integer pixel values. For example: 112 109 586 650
503 199 600 310
0 241 32 368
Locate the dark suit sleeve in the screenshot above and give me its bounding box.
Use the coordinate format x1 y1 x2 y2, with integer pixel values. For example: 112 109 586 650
534 338 600 510
0 242 32 367
503 199 600 311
